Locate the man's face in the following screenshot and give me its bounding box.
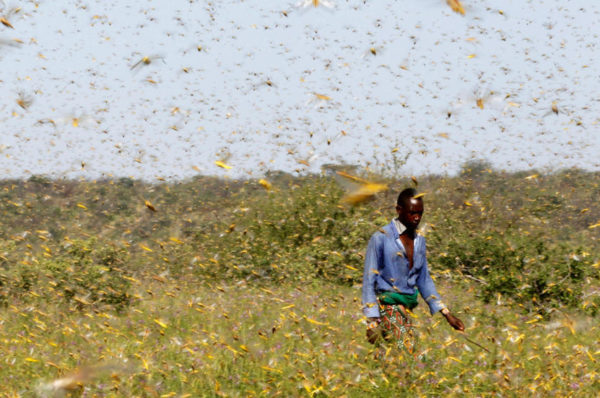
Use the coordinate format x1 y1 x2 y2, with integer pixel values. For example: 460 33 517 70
396 198 424 231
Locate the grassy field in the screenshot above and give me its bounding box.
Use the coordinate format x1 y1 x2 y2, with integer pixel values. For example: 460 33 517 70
2 279 598 396
0 165 599 396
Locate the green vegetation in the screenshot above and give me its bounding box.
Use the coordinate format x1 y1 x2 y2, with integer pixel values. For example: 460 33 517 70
0 165 598 396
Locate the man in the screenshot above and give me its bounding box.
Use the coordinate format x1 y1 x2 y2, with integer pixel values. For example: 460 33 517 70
362 188 464 353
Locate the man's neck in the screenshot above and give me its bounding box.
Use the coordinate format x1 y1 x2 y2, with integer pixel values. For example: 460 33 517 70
401 229 416 239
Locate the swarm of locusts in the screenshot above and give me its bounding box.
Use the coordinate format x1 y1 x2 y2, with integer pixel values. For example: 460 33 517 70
0 167 598 396
1 0 599 395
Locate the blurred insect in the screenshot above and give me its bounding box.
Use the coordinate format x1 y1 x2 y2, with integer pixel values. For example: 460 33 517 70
0 36 22 47
250 76 277 91
0 4 20 29
325 129 347 146
473 89 506 111
361 45 385 58
444 98 465 118
543 101 570 117
306 93 335 109
130 54 165 70
215 160 232 170
258 179 272 191
296 158 310 167
296 0 335 8
15 92 33 110
145 200 157 212
0 16 12 28
36 363 131 397
335 170 388 206
446 0 465 15
445 87 505 118
54 113 98 128
35 118 56 126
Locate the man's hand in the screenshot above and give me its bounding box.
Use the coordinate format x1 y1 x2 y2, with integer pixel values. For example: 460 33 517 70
366 317 381 344
442 311 464 331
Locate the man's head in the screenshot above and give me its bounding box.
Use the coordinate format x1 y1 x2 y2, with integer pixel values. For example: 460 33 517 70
396 188 424 231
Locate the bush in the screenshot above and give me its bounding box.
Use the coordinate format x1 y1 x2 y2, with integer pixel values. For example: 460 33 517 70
429 229 594 315
197 177 375 284
0 239 133 312
48 239 132 311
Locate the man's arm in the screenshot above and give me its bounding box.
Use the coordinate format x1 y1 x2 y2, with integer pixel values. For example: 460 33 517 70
362 234 382 319
440 307 464 331
416 241 464 330
415 250 446 315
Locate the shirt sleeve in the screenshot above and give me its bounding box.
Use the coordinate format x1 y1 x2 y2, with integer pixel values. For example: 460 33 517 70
416 241 447 315
362 233 382 318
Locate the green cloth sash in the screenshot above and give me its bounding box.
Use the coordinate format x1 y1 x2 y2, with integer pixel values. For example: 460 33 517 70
378 289 419 310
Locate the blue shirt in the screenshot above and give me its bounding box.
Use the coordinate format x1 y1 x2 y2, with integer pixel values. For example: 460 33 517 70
362 219 446 318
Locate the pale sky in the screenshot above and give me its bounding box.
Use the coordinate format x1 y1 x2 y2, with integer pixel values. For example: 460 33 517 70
1 0 599 180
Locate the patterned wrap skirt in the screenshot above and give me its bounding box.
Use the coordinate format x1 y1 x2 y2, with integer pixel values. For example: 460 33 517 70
377 301 417 356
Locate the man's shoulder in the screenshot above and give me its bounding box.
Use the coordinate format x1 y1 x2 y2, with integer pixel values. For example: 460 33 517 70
371 223 393 239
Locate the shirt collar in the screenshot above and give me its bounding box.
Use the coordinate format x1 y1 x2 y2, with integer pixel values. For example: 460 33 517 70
392 218 407 236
